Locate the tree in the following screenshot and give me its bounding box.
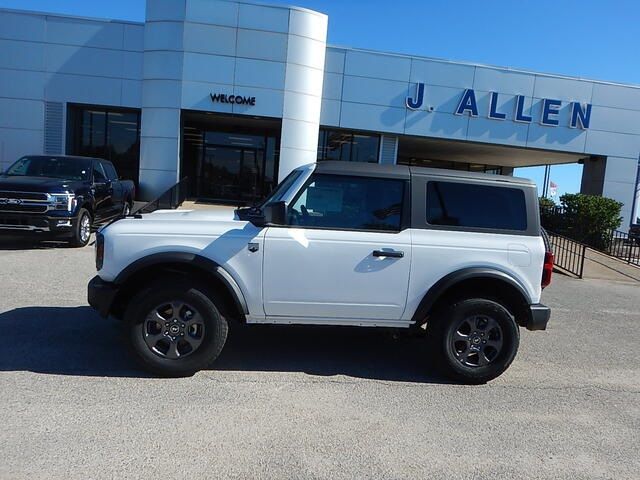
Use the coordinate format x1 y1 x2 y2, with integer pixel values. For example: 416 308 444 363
559 193 623 249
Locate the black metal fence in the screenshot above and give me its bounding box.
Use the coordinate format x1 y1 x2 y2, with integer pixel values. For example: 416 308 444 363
604 229 640 266
547 231 587 278
133 177 190 215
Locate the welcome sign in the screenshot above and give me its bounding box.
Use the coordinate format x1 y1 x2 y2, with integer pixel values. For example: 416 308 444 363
405 82 592 129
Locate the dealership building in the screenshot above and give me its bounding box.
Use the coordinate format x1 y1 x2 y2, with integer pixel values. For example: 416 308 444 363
1 0 640 226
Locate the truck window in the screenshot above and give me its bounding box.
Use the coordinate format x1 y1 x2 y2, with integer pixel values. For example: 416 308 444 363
102 162 118 181
93 162 108 183
426 181 527 231
289 174 404 231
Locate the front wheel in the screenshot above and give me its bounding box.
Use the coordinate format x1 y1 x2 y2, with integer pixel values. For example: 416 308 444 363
125 280 229 377
70 208 92 247
428 298 519 384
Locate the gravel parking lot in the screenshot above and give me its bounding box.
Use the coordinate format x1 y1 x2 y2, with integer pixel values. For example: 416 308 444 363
0 236 639 480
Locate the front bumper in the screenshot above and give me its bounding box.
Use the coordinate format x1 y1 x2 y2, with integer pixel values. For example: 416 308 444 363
88 275 119 318
0 212 78 236
526 303 551 331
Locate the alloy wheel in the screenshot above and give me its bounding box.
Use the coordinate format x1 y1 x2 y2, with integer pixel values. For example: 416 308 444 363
80 214 91 243
451 315 504 367
143 301 205 359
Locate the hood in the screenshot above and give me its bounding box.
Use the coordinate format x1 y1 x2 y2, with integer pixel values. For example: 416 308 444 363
143 207 238 222
0 175 88 193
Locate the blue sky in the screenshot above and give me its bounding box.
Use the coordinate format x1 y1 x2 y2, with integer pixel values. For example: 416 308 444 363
2 0 638 199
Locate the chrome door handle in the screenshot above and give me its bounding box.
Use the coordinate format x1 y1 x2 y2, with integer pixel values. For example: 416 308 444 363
372 249 404 258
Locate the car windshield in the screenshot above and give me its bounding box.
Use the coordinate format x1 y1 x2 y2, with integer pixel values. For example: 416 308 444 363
5 156 92 181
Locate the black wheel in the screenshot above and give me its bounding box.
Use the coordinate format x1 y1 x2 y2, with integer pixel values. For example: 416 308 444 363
70 208 92 247
125 280 229 377
428 298 519 384
123 201 132 216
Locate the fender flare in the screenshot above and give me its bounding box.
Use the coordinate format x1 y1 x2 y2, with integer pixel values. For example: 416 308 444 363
411 267 532 323
114 252 249 316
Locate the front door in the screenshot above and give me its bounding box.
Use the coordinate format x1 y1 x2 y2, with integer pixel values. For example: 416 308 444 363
263 173 411 322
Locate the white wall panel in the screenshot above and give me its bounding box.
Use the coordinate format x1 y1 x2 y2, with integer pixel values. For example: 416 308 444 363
0 11 45 42
320 99 340 126
473 67 535 96
589 106 640 135
140 107 180 138
284 63 324 96
0 39 44 71
235 58 285 89
466 116 529 146
603 180 635 226
183 23 236 56
286 34 325 69
0 128 43 167
341 102 405 134
282 91 321 121
0 98 42 129
123 24 144 51
236 29 287 62
121 80 142 107
586 130 640 158
322 72 342 100
592 83 640 111
324 48 345 74
142 79 182 108
46 17 124 50
182 52 234 84
604 156 638 185
533 76 593 103
143 51 182 80
238 3 289 33
186 0 238 26
139 136 180 170
144 21 184 51
341 76 407 107
289 9 327 41
280 118 320 151
44 73 122 106
0 69 45 100
404 110 468 139
123 51 144 80
345 51 411 82
45 44 123 78
138 168 179 199
410 59 474 89
146 0 186 22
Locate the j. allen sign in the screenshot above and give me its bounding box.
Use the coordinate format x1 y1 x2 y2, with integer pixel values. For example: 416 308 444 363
405 82 592 129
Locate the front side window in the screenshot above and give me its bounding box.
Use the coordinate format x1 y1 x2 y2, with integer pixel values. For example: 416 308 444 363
426 181 527 231
288 174 404 231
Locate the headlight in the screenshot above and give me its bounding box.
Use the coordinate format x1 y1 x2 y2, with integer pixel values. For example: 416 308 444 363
49 193 76 211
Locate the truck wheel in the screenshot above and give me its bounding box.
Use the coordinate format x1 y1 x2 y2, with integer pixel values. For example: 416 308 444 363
70 208 92 247
428 298 519 384
123 201 131 216
124 280 229 377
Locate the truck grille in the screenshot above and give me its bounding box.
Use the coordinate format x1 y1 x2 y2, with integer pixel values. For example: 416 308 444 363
0 191 50 213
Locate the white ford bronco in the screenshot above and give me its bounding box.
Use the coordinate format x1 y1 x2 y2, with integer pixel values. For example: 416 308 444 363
88 161 553 383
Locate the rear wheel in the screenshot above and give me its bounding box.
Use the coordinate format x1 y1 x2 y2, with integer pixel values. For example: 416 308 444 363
428 298 519 384
70 208 92 247
125 280 229 377
123 201 131 216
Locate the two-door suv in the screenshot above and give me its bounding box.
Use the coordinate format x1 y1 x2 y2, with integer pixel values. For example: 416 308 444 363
88 161 552 383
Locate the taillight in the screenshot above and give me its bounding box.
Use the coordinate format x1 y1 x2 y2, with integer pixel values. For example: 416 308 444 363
541 251 554 288
95 232 104 271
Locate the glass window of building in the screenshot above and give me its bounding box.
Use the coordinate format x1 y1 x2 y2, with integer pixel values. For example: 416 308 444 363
68 105 141 185
317 129 379 163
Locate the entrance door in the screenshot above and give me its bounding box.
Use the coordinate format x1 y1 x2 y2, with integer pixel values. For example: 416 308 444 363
198 145 264 202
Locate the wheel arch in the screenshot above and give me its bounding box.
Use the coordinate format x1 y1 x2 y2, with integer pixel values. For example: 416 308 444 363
110 252 249 322
412 268 533 328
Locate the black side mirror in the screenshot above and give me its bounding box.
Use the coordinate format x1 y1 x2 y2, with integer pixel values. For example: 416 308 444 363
258 201 287 226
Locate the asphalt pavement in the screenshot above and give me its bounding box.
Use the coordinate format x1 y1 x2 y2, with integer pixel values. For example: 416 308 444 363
0 235 638 479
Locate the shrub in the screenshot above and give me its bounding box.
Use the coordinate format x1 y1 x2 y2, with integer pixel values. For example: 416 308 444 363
558 193 623 249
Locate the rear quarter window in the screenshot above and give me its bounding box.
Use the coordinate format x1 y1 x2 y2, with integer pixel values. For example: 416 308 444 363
426 181 527 231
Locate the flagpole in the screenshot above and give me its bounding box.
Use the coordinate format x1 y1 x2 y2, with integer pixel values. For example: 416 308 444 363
542 165 550 197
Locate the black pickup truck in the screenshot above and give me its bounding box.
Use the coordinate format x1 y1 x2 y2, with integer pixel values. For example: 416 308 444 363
0 155 135 247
